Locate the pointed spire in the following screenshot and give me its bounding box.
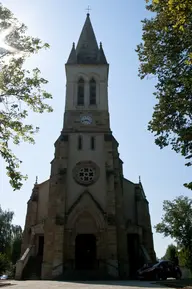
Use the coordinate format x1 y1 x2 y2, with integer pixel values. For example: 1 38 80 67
66 14 108 65
98 42 107 64
67 42 77 64
76 14 98 52
76 13 98 64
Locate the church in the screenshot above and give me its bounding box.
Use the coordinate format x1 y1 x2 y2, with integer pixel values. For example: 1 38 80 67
15 13 156 280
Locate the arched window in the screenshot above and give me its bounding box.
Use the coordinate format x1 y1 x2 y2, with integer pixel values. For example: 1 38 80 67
90 136 95 150
78 135 82 150
77 78 84 105
89 78 96 105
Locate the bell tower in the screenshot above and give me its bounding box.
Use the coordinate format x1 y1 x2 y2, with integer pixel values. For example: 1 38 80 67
63 13 110 132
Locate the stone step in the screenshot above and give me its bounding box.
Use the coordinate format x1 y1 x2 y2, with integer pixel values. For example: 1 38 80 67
28 274 40 280
58 269 115 281
22 256 42 280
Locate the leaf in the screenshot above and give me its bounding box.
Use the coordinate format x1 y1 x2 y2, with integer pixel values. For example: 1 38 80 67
0 3 52 190
137 0 192 189
155 196 192 270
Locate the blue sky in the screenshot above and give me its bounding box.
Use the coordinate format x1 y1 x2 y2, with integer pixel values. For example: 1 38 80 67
0 0 191 259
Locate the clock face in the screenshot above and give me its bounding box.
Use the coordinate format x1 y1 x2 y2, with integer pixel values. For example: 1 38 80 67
80 115 92 125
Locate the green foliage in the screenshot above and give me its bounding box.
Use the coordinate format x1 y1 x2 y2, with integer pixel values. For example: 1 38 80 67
162 244 178 263
155 196 192 271
0 205 14 255
146 0 192 31
0 206 22 264
137 0 192 189
11 237 22 265
179 247 192 271
11 226 22 265
0 253 10 275
0 2 52 190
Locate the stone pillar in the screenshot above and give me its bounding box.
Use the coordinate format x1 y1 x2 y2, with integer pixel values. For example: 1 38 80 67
42 172 66 279
42 135 68 280
52 225 65 277
21 188 38 255
113 149 129 279
41 215 55 279
63 229 74 269
136 187 156 262
106 171 119 278
114 179 129 278
52 174 66 277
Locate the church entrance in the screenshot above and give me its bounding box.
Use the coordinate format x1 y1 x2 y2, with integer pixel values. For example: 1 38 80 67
75 234 96 270
37 236 44 256
127 234 141 279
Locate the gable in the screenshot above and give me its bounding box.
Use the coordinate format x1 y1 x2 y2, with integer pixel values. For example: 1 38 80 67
66 190 106 230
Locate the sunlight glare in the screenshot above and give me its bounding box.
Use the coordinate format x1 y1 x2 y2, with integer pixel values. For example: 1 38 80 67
0 27 24 64
0 27 14 51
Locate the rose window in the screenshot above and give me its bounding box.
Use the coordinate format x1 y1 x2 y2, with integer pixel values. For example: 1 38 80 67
73 161 99 186
77 167 95 183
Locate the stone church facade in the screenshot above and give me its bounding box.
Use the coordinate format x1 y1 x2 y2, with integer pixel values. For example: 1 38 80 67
16 14 156 280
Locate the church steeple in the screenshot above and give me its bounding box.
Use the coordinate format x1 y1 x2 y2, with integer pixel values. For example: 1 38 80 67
66 14 108 65
67 42 77 64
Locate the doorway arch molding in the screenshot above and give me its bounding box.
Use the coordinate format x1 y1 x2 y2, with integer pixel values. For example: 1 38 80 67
66 190 106 232
65 191 107 261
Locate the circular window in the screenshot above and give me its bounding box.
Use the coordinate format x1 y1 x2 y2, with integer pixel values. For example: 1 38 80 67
73 161 99 186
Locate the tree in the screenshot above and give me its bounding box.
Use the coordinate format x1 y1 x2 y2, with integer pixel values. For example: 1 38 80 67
0 205 14 256
147 0 192 30
179 247 192 271
0 253 10 275
155 196 192 271
162 244 178 264
0 206 22 273
136 0 192 189
11 225 22 265
0 3 52 190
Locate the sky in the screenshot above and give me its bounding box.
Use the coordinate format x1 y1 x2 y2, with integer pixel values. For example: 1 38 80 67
0 0 191 259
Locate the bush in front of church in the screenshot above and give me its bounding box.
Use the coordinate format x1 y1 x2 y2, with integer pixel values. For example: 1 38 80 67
0 253 10 275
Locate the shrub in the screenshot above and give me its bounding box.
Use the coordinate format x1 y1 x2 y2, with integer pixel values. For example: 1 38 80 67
0 253 10 275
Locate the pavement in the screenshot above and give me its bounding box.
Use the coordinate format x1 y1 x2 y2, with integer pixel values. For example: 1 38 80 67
0 280 169 289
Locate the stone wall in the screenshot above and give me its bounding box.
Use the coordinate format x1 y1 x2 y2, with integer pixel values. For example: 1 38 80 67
42 135 68 279
21 186 39 255
135 185 156 262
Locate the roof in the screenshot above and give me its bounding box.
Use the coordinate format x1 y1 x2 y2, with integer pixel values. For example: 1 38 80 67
66 14 108 65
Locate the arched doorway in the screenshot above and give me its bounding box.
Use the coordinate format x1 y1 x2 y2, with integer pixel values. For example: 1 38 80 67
75 234 96 270
127 233 141 278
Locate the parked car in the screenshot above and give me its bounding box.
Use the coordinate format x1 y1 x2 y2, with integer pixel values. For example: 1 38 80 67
0 275 8 280
137 260 182 281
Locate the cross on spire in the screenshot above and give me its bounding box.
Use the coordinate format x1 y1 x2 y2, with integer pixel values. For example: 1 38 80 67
86 5 91 15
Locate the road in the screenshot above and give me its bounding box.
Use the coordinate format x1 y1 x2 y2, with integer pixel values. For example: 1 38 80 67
0 280 169 289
